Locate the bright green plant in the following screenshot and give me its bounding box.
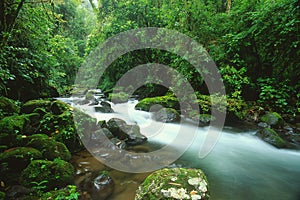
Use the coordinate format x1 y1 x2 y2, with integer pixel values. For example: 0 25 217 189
257 78 295 113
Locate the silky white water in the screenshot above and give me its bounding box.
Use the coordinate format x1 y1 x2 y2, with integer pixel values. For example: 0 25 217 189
61 98 300 200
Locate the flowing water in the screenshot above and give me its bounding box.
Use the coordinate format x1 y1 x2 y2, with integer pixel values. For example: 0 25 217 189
60 97 300 200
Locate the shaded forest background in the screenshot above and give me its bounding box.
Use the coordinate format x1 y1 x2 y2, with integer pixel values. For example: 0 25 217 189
0 0 299 115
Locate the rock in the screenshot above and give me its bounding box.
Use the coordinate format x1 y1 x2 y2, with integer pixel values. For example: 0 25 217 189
92 128 114 140
21 99 51 114
106 118 128 140
258 122 269 128
21 134 71 161
109 92 129 103
0 96 19 118
50 100 72 115
79 172 114 200
89 99 99 106
110 137 127 149
0 114 32 135
21 159 74 190
40 185 79 199
106 118 147 145
153 108 180 123
95 106 113 113
125 125 147 145
0 147 42 173
260 112 285 128
256 128 286 148
135 95 180 112
135 168 210 200
6 185 31 199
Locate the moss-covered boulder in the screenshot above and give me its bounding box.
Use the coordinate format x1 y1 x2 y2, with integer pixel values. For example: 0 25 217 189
21 134 71 161
135 168 210 200
109 92 129 103
153 108 180 123
256 128 286 148
0 147 42 173
40 185 79 200
0 114 31 135
0 96 19 118
135 95 180 112
21 100 51 114
260 112 285 128
50 100 72 115
21 159 74 190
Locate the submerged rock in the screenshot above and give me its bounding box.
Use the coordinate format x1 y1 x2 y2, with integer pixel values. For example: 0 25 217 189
135 168 210 200
79 172 114 200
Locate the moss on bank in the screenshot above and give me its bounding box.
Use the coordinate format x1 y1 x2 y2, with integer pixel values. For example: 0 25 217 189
135 168 209 200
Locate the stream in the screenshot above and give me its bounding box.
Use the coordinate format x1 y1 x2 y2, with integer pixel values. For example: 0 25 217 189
59 97 300 200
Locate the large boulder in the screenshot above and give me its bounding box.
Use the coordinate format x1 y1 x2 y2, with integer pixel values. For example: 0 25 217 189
153 108 180 123
135 168 210 200
79 172 114 200
106 118 147 145
256 128 286 148
0 147 42 174
21 99 51 114
260 112 285 128
21 134 71 161
21 159 74 190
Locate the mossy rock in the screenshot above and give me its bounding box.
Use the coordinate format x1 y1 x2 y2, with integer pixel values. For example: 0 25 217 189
22 135 71 161
135 168 210 200
40 185 79 200
135 95 180 112
153 108 180 123
0 96 19 118
109 92 129 103
0 114 31 135
21 159 74 190
50 100 72 115
21 100 52 114
0 147 42 173
260 112 285 128
256 128 286 148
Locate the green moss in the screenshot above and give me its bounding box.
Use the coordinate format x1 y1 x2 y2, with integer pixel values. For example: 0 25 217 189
21 100 51 114
260 112 285 128
135 95 180 112
256 128 286 148
153 108 180 123
0 114 30 135
50 100 71 115
136 168 209 200
22 135 71 161
41 185 79 200
21 159 74 190
0 96 20 118
0 147 42 173
109 92 129 103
